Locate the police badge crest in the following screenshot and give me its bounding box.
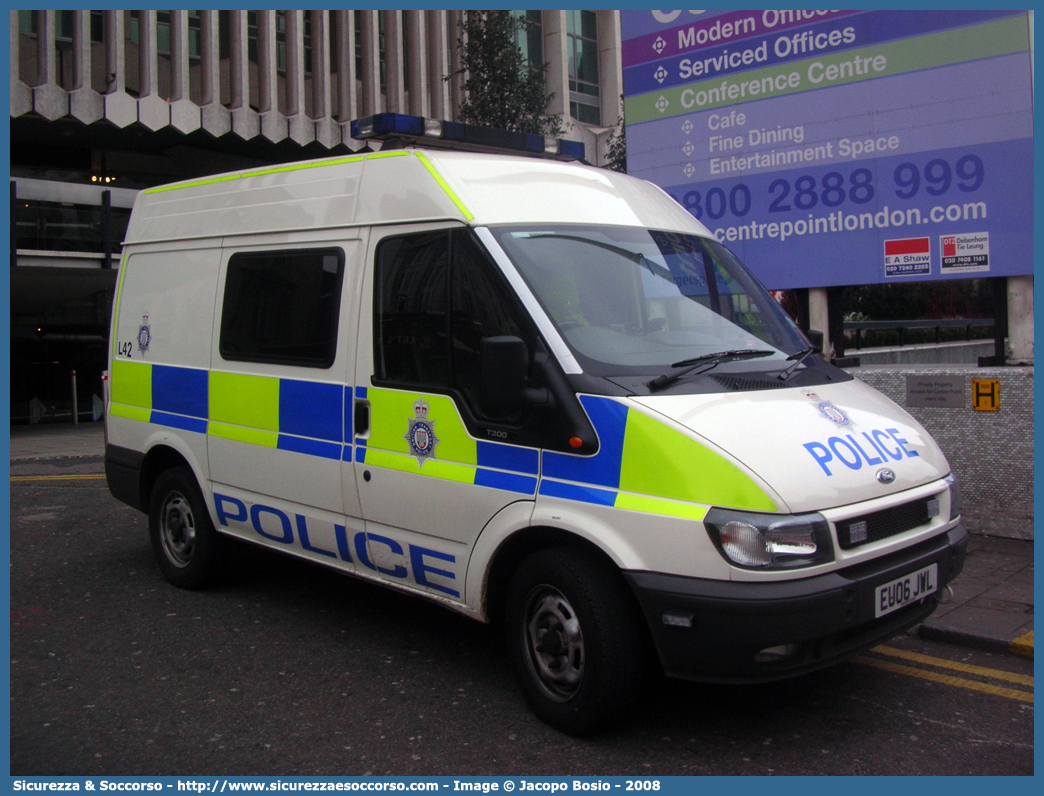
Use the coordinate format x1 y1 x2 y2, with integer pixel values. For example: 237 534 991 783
137 313 151 352
405 399 439 465
818 401 849 426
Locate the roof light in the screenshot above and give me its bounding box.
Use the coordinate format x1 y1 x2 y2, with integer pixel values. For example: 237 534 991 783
350 113 586 162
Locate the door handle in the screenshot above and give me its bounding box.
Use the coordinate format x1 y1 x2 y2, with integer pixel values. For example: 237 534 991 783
353 399 370 438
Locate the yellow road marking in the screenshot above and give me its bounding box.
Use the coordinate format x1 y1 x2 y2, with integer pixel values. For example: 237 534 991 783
854 656 1034 703
872 645 1034 687
1009 631 1034 657
11 474 106 482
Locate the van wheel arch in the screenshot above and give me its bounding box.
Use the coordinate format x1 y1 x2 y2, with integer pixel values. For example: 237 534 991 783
483 526 632 630
139 445 194 512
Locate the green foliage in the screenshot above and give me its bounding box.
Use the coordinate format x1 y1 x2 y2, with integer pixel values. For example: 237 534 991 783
604 106 627 173
843 279 993 321
453 11 564 137
843 279 996 348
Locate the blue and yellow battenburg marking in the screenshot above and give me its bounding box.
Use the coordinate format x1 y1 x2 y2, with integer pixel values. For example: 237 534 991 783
108 361 539 496
356 387 539 496
109 364 777 517
109 360 349 458
540 395 777 517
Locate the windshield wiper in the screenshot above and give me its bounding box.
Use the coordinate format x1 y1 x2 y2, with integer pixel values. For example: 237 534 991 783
519 233 676 281
776 346 817 381
646 349 775 391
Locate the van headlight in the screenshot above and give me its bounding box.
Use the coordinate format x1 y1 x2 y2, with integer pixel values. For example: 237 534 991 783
944 473 962 521
704 509 834 569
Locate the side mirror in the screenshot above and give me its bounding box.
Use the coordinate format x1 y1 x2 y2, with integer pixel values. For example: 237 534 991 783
480 336 530 418
806 329 824 353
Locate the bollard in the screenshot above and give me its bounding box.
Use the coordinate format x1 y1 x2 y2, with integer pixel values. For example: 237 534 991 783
71 370 78 425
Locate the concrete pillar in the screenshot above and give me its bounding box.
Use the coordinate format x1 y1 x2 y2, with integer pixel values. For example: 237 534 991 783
285 10 314 145
229 10 259 140
543 10 570 127
809 287 832 359
11 11 33 117
405 10 428 117
257 10 287 142
427 10 450 120
312 11 339 148
1007 275 1034 364
136 10 169 131
33 10 69 121
106 11 124 93
104 11 137 128
358 11 381 116
446 11 464 120
383 11 405 113
334 10 357 125
170 11 190 100
597 11 622 129
170 10 202 134
197 11 228 136
69 10 102 124
36 10 56 85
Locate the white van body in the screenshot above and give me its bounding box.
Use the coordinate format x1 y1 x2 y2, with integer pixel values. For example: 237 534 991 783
106 148 966 734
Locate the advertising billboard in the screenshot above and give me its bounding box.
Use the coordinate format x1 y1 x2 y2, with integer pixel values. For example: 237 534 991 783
622 10 1034 289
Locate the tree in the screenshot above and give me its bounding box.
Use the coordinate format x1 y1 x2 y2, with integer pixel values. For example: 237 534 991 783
452 11 564 137
604 120 627 173
603 97 627 173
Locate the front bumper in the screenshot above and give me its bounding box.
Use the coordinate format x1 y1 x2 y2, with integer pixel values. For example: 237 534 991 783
625 524 966 683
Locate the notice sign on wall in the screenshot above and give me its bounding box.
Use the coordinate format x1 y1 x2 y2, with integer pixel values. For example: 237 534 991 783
905 375 964 408
884 237 931 278
621 11 1034 289
941 232 990 274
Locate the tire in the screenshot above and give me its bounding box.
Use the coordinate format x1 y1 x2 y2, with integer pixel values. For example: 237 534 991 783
148 466 228 590
505 546 645 735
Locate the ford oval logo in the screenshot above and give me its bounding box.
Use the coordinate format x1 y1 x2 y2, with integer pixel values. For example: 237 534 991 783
877 468 896 484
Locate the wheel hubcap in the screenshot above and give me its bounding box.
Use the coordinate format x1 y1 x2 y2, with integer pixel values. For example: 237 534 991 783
161 492 196 568
522 586 585 702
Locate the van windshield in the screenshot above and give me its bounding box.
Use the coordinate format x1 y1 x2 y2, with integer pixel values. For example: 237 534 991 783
491 225 809 379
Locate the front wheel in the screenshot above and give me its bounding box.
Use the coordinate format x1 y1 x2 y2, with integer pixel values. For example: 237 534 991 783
505 547 645 735
149 466 228 589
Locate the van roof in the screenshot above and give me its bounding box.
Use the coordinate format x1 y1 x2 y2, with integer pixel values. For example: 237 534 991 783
124 148 711 245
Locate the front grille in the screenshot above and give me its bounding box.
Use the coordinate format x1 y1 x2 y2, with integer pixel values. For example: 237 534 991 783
836 497 939 550
711 374 786 391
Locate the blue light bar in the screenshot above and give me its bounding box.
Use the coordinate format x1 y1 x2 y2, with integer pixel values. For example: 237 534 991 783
350 113 425 139
350 113 586 162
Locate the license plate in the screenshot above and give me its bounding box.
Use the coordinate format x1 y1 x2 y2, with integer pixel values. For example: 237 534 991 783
874 563 938 618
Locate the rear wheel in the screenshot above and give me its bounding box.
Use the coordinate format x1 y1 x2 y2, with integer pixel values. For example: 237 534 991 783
149 467 227 589
505 547 645 735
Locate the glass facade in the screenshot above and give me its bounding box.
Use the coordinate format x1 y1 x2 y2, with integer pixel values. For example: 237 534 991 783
566 10 599 125
13 200 130 256
513 10 544 70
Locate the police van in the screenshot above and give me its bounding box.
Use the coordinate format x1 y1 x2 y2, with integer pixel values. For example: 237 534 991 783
105 113 965 735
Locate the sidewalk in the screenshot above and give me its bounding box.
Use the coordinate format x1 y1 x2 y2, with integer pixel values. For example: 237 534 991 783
10 420 106 460
917 534 1034 657
6 422 1034 658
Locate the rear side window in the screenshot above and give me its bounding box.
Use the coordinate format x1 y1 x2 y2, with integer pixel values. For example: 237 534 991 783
220 248 344 368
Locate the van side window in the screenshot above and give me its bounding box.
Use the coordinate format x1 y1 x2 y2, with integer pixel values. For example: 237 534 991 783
220 248 344 368
374 229 531 421
450 231 527 415
373 231 451 387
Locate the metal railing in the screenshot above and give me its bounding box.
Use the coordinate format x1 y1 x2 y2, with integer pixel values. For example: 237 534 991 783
844 319 994 349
